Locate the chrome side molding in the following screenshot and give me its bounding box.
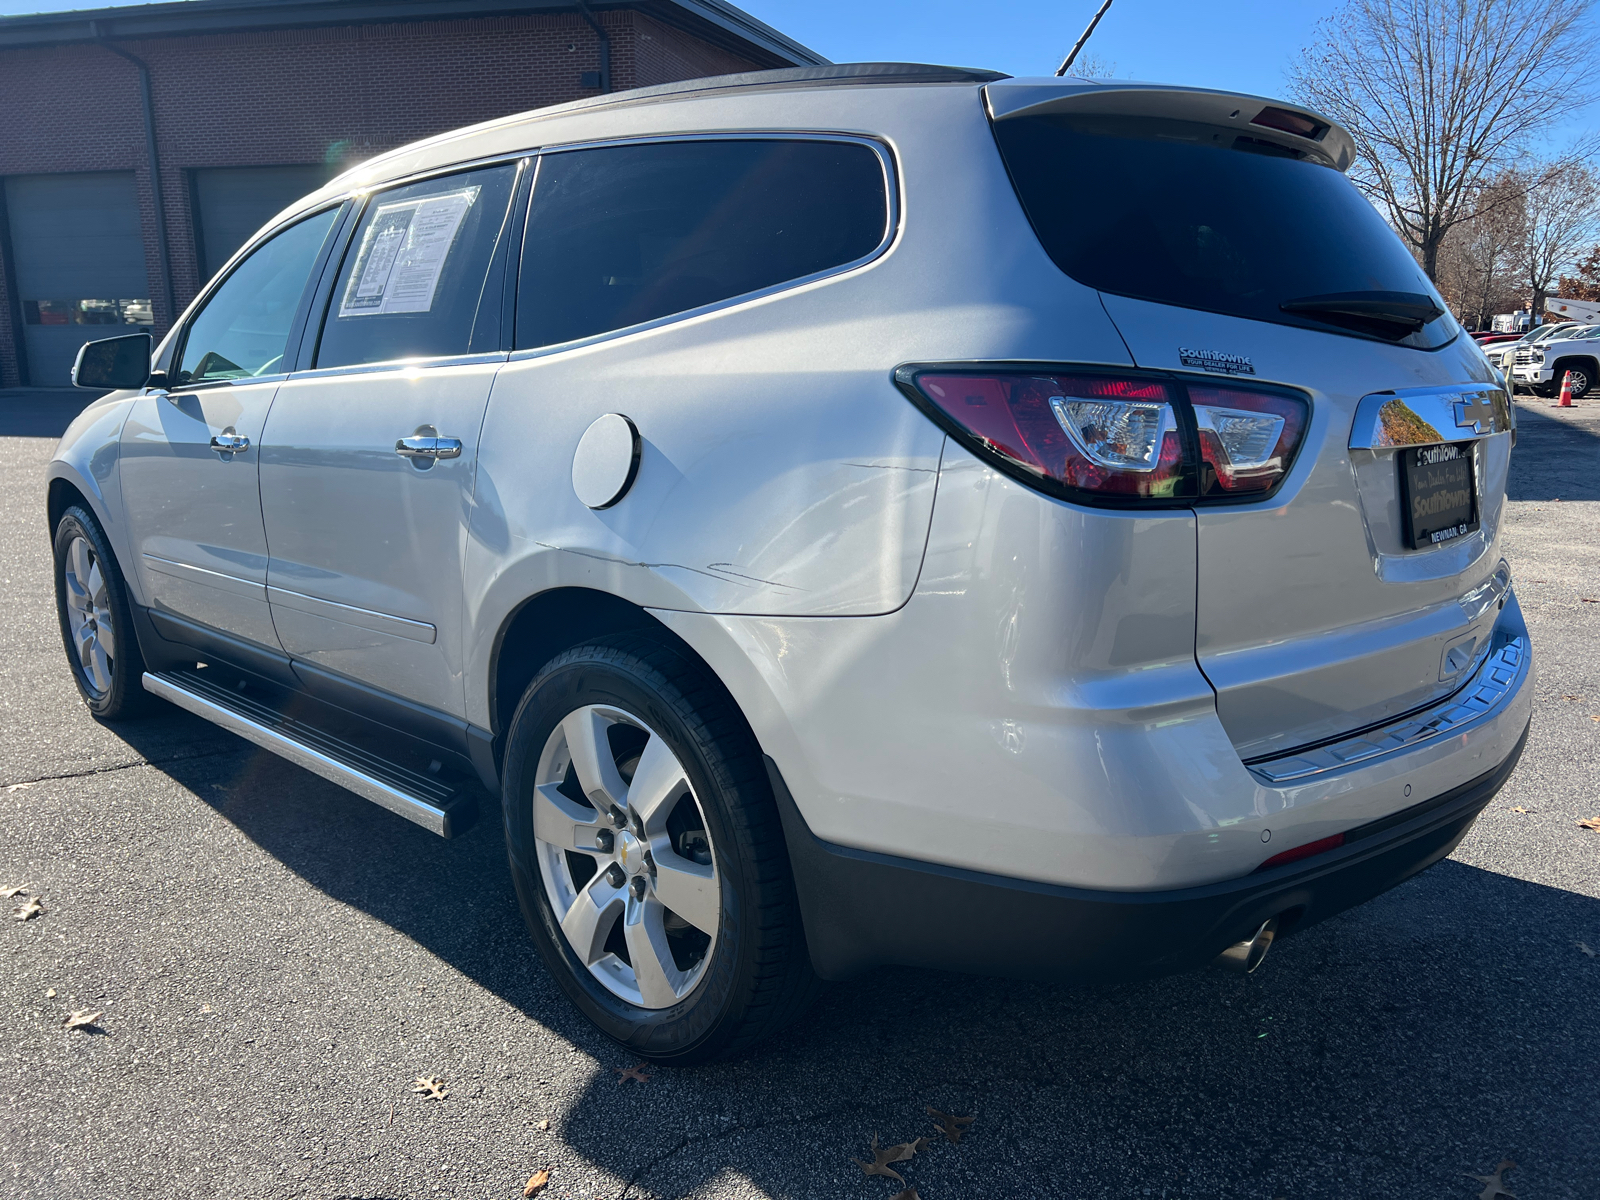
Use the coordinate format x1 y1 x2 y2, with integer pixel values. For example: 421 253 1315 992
142 669 477 837
1247 632 1529 785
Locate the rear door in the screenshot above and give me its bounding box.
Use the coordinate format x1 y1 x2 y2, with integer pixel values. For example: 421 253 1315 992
258 161 521 717
989 89 1513 760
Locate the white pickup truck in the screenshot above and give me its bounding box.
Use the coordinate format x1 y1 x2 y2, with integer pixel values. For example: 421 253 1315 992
1510 323 1600 397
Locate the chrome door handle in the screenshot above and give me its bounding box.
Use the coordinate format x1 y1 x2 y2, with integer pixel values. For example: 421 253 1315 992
395 435 462 460
210 431 250 454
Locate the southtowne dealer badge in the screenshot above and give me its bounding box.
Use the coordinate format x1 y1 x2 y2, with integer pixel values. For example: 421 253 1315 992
1179 347 1256 375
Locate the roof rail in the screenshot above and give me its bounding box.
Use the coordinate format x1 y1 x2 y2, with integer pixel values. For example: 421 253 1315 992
535 61 1011 119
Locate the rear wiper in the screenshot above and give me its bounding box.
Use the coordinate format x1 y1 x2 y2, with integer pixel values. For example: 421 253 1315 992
1279 291 1444 340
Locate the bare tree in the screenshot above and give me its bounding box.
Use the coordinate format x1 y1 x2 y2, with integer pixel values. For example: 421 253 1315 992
1290 0 1594 281
1436 173 1525 328
1519 159 1600 314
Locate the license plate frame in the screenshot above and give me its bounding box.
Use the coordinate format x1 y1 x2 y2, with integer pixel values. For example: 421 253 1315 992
1398 441 1478 549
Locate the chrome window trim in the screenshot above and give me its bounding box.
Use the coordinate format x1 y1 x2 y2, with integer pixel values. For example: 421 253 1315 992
508 131 901 361
286 351 510 382
1246 628 1529 785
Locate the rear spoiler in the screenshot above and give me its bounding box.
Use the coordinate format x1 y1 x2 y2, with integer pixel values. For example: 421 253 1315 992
983 78 1356 173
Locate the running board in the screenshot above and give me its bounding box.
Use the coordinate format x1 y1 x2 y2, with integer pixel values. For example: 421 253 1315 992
142 669 478 837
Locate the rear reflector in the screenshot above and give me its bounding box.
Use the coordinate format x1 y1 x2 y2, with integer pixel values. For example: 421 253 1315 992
1256 832 1345 872
895 365 1309 507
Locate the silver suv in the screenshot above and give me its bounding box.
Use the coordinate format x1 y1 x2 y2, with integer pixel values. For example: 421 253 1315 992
50 65 1531 1062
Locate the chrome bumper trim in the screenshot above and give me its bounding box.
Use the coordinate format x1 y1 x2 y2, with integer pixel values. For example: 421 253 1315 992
1246 634 1529 785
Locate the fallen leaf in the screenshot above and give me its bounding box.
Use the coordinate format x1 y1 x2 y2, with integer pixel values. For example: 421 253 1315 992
853 1135 907 1184
1468 1159 1515 1200
1509 806 1529 814
1579 942 1597 958
1578 817 1600 832
927 1106 976 1144
523 1168 551 1196
1561 694 1582 701
45 988 55 998
1590 716 1600 724
615 1063 652 1084
0 884 27 897
13 896 44 921
411 1075 448 1100
537 1119 550 1130
62 1008 101 1031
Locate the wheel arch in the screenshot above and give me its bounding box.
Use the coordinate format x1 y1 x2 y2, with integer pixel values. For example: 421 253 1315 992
487 588 755 761
47 474 95 535
1550 353 1599 389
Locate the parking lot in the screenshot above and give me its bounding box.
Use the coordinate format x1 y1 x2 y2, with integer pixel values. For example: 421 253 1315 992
1 388 1597 1200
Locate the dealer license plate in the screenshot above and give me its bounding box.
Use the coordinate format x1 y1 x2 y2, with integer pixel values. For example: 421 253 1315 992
1399 442 1478 549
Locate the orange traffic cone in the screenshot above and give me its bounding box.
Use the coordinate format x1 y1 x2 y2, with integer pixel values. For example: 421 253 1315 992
1558 370 1574 407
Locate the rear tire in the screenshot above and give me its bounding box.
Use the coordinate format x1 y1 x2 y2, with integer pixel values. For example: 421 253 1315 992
1552 360 1593 398
52 504 152 719
501 634 818 1063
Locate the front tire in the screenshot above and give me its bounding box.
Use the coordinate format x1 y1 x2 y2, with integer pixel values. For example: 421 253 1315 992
502 634 817 1063
52 504 151 719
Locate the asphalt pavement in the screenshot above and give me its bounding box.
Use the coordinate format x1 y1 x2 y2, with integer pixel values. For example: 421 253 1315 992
1 387 1597 1200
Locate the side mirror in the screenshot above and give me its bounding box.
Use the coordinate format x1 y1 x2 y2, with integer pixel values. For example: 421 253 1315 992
72 333 152 390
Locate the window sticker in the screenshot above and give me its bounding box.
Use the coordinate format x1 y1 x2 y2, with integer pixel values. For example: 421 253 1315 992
339 187 479 317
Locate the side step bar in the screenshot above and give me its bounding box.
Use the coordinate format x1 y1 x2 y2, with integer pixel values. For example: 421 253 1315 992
143 669 478 837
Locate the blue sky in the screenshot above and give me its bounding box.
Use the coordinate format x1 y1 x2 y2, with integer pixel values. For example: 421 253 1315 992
740 0 1340 99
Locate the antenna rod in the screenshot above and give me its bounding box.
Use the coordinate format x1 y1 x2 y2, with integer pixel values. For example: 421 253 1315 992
1056 0 1116 76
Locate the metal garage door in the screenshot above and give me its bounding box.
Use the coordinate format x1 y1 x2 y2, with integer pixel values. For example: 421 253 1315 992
191 165 331 282
4 171 151 388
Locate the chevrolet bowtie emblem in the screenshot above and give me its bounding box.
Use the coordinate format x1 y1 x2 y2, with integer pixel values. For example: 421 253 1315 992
1454 392 1502 435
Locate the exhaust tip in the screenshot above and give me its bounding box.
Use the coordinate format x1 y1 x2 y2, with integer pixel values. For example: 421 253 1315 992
1214 916 1279 974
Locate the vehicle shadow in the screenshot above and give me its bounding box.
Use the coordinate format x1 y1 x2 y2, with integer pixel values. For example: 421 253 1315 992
123 729 1600 1199
0 388 103 438
1507 400 1600 501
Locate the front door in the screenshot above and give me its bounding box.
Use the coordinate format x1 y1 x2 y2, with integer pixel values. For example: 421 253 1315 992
258 162 520 717
121 207 341 648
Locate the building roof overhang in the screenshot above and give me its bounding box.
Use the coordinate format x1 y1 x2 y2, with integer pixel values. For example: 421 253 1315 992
0 0 827 68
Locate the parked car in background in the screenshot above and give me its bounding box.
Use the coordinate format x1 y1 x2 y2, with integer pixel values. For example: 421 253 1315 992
50 65 1530 1061
1510 323 1600 396
1484 322 1581 375
1470 331 1520 345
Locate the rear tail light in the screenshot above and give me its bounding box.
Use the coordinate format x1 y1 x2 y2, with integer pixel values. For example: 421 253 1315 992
1191 386 1307 497
895 366 1308 507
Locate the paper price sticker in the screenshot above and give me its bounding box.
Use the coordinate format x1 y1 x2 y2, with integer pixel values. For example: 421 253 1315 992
340 187 478 318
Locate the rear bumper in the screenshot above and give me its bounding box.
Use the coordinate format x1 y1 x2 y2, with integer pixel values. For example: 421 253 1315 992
771 718 1529 982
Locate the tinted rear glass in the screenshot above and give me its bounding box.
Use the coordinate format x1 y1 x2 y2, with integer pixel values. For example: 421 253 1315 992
517 139 888 349
992 114 1457 350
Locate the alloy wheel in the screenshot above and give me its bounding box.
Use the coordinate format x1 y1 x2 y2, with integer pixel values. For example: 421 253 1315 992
62 535 115 696
532 705 721 1009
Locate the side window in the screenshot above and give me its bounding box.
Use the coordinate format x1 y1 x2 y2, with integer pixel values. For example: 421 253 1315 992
175 207 339 386
516 139 890 349
315 163 518 369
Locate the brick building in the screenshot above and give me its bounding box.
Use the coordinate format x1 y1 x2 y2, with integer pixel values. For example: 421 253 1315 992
0 0 823 386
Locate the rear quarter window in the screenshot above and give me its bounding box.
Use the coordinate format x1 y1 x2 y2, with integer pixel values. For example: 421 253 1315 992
992 113 1457 350
516 138 890 349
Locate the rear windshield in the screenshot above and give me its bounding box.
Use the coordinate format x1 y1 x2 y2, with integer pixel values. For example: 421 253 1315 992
992 114 1458 350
